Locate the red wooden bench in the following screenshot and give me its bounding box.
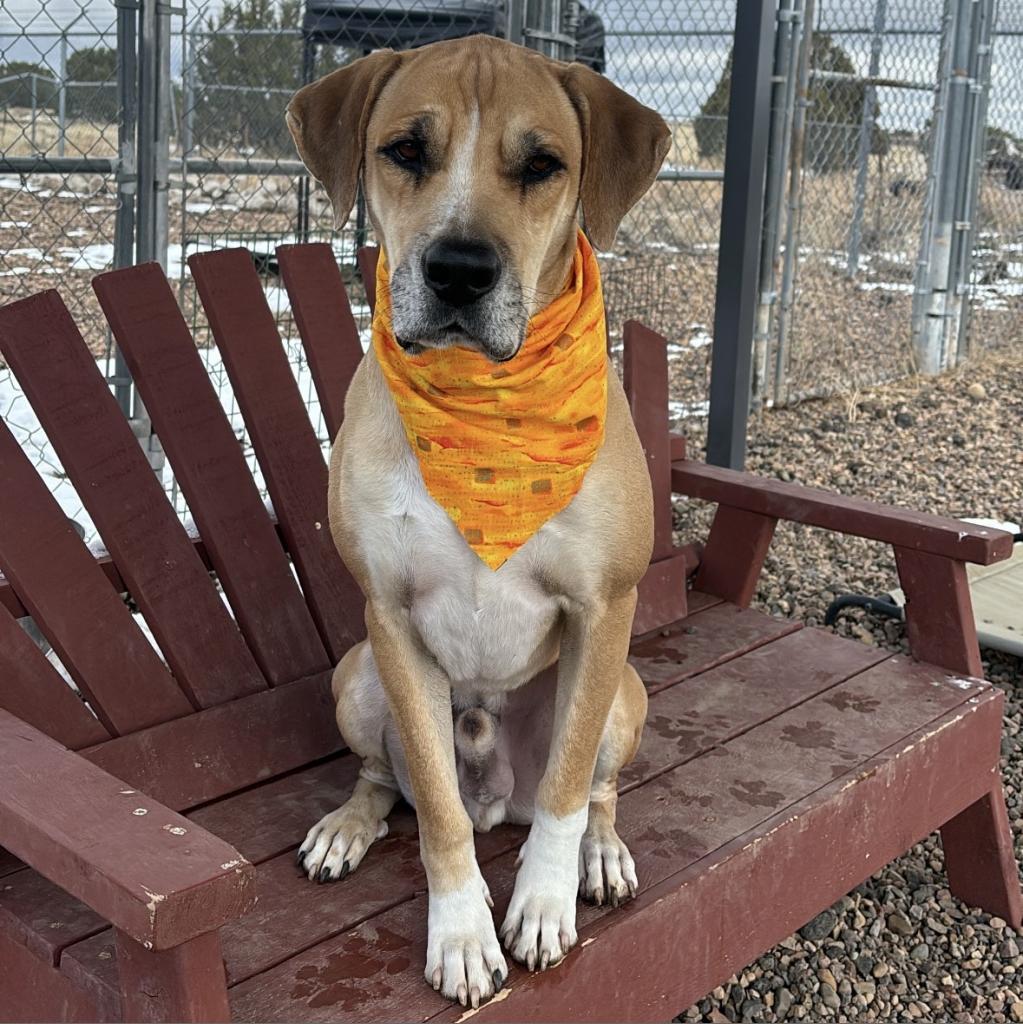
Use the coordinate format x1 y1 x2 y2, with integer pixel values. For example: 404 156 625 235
0 244 1019 1023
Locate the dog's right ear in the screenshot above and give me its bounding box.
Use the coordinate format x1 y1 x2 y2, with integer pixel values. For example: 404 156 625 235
286 50 403 228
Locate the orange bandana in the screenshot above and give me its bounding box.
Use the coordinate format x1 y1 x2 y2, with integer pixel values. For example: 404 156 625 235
372 230 608 570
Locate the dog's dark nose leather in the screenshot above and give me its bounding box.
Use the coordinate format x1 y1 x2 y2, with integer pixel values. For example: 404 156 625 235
422 238 501 307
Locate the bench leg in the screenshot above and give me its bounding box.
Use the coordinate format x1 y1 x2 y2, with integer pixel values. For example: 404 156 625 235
116 929 231 1022
941 783 1023 930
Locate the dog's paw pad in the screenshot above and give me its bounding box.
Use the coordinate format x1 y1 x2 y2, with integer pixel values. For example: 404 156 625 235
296 807 388 883
578 829 637 907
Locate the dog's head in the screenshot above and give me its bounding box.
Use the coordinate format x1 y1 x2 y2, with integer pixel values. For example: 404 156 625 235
287 35 669 362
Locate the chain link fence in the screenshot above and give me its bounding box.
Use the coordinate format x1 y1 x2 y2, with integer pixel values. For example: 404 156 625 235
2 0 1022 541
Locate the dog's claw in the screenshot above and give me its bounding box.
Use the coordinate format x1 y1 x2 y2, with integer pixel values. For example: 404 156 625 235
610 888 619 908
339 860 350 880
432 967 443 991
470 987 481 1009
540 950 550 971
493 969 504 992
318 866 331 884
526 948 536 971
457 983 467 1007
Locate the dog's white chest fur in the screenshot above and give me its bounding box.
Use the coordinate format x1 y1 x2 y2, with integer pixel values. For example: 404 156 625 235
344 363 567 692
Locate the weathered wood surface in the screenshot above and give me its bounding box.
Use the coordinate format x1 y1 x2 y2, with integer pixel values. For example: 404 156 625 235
0 418 192 736
693 505 777 607
0 932 102 1023
93 265 330 686
0 289 266 711
224 657 996 1021
0 710 256 951
56 626 886 1010
0 601 109 749
84 670 340 813
277 243 364 441
189 248 365 660
673 461 1014 565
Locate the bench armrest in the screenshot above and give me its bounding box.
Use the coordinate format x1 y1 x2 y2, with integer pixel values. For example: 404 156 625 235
672 461 1013 565
0 709 257 950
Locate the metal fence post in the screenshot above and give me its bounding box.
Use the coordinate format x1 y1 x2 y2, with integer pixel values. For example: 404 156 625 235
753 0 802 407
954 0 996 364
136 0 171 270
915 0 974 374
706 0 775 470
772 0 815 407
57 32 68 159
847 0 888 275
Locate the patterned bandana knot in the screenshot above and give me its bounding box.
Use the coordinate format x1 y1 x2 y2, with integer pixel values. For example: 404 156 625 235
372 230 608 570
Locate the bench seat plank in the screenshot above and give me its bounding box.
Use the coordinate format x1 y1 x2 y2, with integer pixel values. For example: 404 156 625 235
0 290 266 709
50 621 892 1014
225 655 993 1022
93 265 330 685
629 598 800 694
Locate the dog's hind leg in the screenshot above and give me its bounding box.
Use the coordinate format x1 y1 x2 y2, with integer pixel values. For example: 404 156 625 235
578 661 647 907
298 640 403 883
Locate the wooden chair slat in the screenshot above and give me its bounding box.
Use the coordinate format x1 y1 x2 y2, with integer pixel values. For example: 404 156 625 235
623 320 674 561
92 264 330 686
0 419 193 735
84 670 341 812
357 246 379 315
189 248 365 661
0 290 266 709
0 603 109 749
276 243 364 441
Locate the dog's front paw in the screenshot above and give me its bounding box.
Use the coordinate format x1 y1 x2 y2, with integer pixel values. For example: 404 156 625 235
297 805 388 883
501 807 586 970
426 871 507 1008
578 821 638 907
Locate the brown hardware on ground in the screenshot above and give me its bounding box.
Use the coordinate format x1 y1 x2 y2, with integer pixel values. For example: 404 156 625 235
0 245 1018 1022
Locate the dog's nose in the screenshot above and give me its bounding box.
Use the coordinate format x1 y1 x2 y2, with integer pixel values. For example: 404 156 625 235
422 238 501 307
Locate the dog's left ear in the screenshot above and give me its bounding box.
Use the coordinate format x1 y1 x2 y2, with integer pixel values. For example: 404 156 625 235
559 63 671 251
286 49 403 228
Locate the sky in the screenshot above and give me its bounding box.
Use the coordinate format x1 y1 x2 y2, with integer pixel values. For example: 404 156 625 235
0 0 1020 133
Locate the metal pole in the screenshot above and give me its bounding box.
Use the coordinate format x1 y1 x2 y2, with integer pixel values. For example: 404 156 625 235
916 0 973 374
154 0 171 273
505 0 525 46
113 0 139 418
58 33 68 158
30 74 37 150
773 0 816 407
706 0 775 470
846 0 887 275
954 0 997 363
753 0 801 406
296 36 316 242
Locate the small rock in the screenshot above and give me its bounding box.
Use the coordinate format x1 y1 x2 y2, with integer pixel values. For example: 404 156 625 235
819 982 840 1010
894 411 915 428
1003 939 1021 959
1011 1002 1023 1023
740 998 765 1022
800 909 837 942
888 911 914 937
991 917 1008 930
856 954 875 977
967 382 987 401
818 968 837 990
776 988 794 1019
910 942 930 961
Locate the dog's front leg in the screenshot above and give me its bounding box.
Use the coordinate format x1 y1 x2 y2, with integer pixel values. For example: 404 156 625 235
501 587 638 970
365 602 507 1007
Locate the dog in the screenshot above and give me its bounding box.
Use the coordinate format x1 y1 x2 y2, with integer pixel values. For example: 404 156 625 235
287 34 670 1007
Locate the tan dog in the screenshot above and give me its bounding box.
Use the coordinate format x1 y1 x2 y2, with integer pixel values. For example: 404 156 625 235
289 34 669 1008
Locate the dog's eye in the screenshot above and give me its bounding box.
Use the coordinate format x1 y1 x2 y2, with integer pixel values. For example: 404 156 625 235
523 153 562 183
388 139 423 166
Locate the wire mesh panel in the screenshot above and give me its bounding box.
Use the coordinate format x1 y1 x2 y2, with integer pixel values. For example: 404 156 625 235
771 0 947 403
0 0 130 535
965 4 1023 361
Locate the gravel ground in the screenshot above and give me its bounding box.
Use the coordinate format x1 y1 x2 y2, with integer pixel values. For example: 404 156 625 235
673 351 1023 1022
